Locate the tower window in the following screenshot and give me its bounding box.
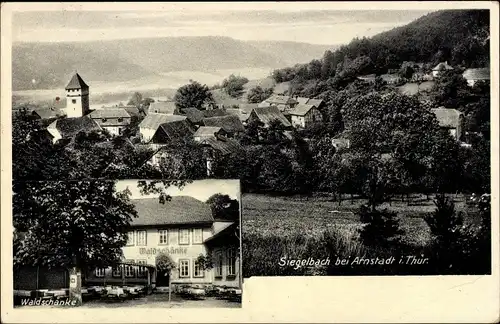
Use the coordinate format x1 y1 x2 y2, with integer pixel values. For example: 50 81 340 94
72 99 77 104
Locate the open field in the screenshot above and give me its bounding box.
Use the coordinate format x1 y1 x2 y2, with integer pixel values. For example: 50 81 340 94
241 193 488 277
242 193 472 247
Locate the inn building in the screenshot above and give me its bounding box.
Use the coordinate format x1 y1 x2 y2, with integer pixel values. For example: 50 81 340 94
85 196 241 291
14 195 241 294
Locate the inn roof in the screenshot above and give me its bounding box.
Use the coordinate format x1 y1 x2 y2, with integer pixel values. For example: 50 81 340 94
130 196 214 226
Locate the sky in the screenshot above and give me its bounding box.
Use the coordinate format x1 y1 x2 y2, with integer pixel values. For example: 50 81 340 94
114 179 240 202
11 7 433 45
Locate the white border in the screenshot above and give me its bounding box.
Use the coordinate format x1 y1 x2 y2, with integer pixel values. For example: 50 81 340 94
2 2 499 323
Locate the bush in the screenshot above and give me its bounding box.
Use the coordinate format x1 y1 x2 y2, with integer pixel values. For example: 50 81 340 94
357 205 404 248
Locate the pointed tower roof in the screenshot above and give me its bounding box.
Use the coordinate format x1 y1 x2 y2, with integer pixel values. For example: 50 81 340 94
65 72 89 90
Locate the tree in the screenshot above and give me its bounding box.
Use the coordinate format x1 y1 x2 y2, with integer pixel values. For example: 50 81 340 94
128 92 143 107
12 110 77 181
430 69 472 109
174 81 214 112
399 64 415 79
13 180 137 305
195 253 213 271
247 86 273 103
222 74 249 98
155 251 176 301
141 97 155 109
156 138 207 180
342 92 447 199
423 194 470 273
358 205 404 248
206 193 240 221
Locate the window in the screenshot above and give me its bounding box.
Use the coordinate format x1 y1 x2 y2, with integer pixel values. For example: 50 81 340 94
95 268 106 277
193 229 203 244
136 260 147 277
118 117 123 122
158 229 168 245
72 99 77 104
193 259 204 278
215 252 223 277
124 260 135 278
126 231 134 246
112 266 122 278
136 230 147 246
102 118 107 123
179 259 190 278
227 248 236 276
118 127 123 135
179 229 190 245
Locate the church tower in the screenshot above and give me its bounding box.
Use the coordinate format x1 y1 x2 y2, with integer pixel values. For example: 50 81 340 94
65 72 90 118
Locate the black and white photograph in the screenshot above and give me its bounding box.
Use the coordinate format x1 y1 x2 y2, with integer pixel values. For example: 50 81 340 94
13 179 242 308
9 5 493 276
2 2 498 322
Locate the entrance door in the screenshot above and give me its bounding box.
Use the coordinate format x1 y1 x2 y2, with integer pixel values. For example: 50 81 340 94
156 271 169 287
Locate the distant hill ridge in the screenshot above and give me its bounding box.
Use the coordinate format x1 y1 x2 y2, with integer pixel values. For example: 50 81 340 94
13 36 335 91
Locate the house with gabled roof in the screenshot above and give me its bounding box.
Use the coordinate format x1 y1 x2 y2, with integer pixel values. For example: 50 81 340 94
199 137 244 176
258 95 297 112
288 103 323 128
431 107 464 141
432 61 453 77
150 120 195 144
138 113 187 142
89 108 132 136
249 106 291 128
46 116 102 144
462 68 490 87
32 97 67 120
193 126 227 142
148 101 177 115
87 190 241 291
